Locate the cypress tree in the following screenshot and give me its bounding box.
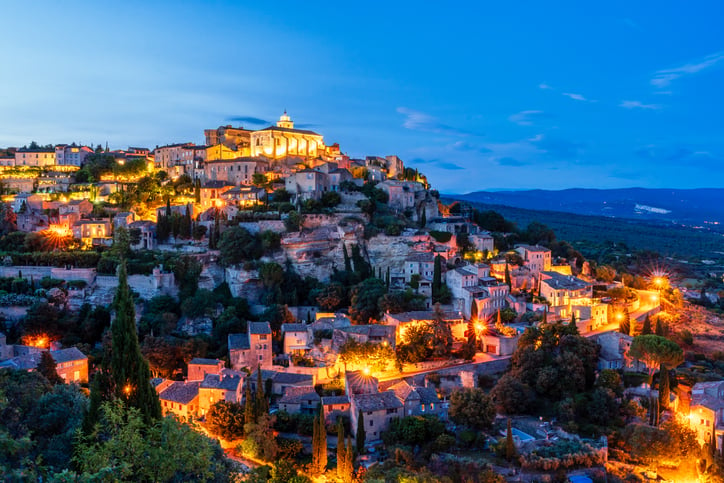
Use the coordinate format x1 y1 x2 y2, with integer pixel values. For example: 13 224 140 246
432 255 442 301
336 419 345 479
569 312 579 334
312 404 327 473
385 266 390 288
182 204 192 239
655 318 665 336
194 178 201 204
244 383 255 426
541 307 547 324
344 435 354 482
642 314 652 335
658 364 670 410
37 350 63 385
356 409 366 454
110 261 161 424
343 244 351 272
504 262 511 289
505 418 516 461
255 366 267 417
165 198 171 217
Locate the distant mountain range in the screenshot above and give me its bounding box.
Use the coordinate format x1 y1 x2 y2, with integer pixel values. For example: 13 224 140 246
453 188 724 232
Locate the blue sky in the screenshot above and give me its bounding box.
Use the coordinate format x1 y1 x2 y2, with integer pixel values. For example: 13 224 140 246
2 1 723 193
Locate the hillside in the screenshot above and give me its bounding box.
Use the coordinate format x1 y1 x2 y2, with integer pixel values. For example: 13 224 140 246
443 197 724 263
455 188 724 234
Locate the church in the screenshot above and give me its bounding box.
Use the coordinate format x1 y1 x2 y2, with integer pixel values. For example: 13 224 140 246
249 112 326 160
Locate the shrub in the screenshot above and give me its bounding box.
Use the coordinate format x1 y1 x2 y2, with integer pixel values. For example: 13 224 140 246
429 231 452 243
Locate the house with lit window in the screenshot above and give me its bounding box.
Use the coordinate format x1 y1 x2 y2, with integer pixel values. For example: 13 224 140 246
72 219 112 248
515 244 552 273
158 380 200 420
221 185 266 207
686 381 724 456
281 323 309 354
322 394 350 422
284 168 328 201
0 347 88 383
228 322 273 370
198 371 244 416
350 391 404 445
200 180 235 210
388 380 445 419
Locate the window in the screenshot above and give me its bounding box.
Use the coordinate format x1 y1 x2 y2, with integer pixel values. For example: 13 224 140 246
258 355 263 360
260 335 268 341
369 420 373 427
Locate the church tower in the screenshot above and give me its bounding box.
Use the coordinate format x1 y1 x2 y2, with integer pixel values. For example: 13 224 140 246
276 110 294 129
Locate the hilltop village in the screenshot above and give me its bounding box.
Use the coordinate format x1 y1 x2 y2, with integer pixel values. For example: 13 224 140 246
1 113 723 482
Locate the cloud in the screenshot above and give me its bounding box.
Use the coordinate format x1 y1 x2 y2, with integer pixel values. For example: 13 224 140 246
539 83 553 90
450 141 491 153
634 144 721 167
497 157 530 167
396 107 474 136
562 92 589 102
651 51 724 88
408 157 465 171
436 161 465 170
227 115 270 125
619 100 662 110
508 110 551 126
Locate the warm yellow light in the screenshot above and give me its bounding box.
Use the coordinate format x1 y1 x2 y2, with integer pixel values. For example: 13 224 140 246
23 334 50 349
362 367 371 376
214 199 223 208
124 384 132 395
474 323 484 332
615 312 624 321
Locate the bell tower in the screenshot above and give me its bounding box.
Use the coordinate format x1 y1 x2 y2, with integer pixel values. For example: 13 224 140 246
276 110 294 129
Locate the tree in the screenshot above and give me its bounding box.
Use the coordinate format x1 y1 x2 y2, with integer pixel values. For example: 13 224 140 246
218 226 262 266
244 383 255 426
75 401 231 481
658 364 671 410
449 388 496 430
316 282 346 311
356 409 366 454
37 350 64 385
349 278 386 324
206 401 245 441
642 314 652 335
432 255 442 301
110 262 161 424
504 262 511 289
336 419 345 478
255 366 268 417
505 418 516 461
312 404 327 473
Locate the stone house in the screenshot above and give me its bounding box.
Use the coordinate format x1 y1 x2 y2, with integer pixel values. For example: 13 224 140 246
188 358 225 381
0 347 88 383
228 322 273 370
278 385 321 415
198 371 244 416
515 245 552 273
388 380 445 418
350 391 404 445
322 394 350 422
158 381 200 421
281 323 309 354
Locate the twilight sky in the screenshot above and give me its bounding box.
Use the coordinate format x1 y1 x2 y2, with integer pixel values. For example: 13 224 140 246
2 1 723 193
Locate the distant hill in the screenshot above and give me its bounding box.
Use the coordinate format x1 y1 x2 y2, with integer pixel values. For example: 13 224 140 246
454 188 724 233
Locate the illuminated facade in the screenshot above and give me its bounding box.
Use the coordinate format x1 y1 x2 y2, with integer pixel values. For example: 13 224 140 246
55 145 93 167
250 112 325 160
14 148 56 167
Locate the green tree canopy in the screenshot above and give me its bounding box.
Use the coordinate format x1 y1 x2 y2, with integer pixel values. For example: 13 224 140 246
448 388 496 430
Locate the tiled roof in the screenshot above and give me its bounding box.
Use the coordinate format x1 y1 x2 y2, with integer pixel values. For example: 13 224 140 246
273 372 313 385
352 391 403 412
200 373 242 391
416 386 440 404
540 272 590 291
228 333 250 351
258 125 320 136
405 252 434 263
202 180 235 189
159 381 200 404
322 395 350 406
281 323 308 333
346 371 379 396
51 347 87 364
249 322 272 335
279 385 320 405
516 244 551 253
190 358 223 366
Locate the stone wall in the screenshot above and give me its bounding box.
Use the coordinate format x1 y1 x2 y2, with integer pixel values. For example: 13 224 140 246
0 266 96 284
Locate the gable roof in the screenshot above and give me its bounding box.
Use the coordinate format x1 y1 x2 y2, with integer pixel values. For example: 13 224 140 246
279 385 320 405
51 347 87 364
159 381 200 405
189 358 223 366
258 125 320 136
352 391 403 412
228 333 250 351
281 323 308 333
249 321 272 335
200 373 243 391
